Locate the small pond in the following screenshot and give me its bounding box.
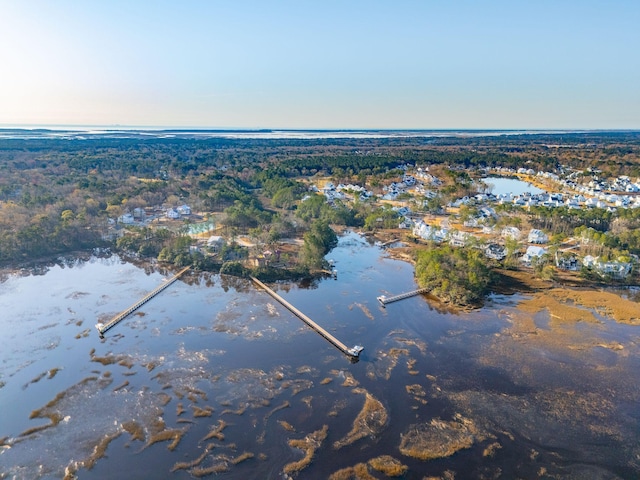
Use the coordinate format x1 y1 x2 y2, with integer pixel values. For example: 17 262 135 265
481 176 545 196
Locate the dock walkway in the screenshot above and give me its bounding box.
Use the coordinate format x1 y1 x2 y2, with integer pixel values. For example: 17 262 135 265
250 276 363 358
96 266 190 335
377 287 430 306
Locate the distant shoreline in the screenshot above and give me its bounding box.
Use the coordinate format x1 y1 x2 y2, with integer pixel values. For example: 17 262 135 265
0 126 627 141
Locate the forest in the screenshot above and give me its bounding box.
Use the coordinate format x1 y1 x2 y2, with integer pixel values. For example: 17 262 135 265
1 131 639 304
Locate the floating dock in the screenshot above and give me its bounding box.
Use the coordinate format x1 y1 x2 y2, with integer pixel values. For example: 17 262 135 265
377 287 430 306
250 276 363 358
96 266 190 336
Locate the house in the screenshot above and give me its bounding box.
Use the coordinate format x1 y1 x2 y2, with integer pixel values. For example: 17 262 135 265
449 231 471 248
177 204 191 216
501 226 522 240
463 218 479 228
166 208 180 219
485 243 506 260
207 235 226 253
132 207 146 219
555 251 580 271
528 229 548 244
522 246 547 264
479 206 497 218
598 260 632 279
582 255 632 279
118 212 135 224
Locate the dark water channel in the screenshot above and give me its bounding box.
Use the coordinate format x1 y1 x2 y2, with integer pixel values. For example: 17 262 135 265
1 232 639 479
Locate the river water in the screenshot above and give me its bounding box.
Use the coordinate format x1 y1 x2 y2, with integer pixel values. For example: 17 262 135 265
1 232 639 479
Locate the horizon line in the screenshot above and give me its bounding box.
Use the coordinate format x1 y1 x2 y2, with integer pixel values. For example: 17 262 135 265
1 124 639 133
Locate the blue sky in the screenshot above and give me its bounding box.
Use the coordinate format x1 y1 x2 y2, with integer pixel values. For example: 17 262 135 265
1 0 638 129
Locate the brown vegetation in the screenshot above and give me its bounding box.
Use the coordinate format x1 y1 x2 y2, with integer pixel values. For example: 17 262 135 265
283 424 328 475
122 420 145 442
328 463 377 480
368 455 409 476
520 288 640 325
202 420 227 441
333 388 388 449
399 417 477 460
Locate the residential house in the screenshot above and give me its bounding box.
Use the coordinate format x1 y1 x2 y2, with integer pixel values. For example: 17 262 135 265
528 229 548 244
207 235 226 253
166 208 180 219
501 226 522 240
555 251 580 271
522 246 547 265
485 243 506 260
177 204 191 216
118 212 135 224
582 255 632 279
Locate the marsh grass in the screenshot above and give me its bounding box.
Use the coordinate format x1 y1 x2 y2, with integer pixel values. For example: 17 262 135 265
399 418 475 460
520 288 640 325
122 420 145 442
333 389 388 450
283 425 328 474
368 455 408 476
192 405 214 417
202 420 227 441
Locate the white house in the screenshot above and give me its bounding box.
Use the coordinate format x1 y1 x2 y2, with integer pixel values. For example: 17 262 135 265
166 208 180 219
132 207 146 219
485 243 506 260
528 229 548 244
177 204 191 215
118 212 135 224
449 230 471 248
501 226 522 240
582 255 632 279
522 246 547 264
207 235 226 252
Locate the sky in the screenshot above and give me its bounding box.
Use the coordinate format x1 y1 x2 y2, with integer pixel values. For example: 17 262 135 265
0 0 639 130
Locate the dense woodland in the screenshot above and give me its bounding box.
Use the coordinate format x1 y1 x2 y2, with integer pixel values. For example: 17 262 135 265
1 131 640 304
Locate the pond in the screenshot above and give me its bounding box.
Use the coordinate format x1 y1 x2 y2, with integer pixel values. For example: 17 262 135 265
1 233 639 479
481 176 545 196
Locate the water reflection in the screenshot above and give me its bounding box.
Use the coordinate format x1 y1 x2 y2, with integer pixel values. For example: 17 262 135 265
0 232 639 479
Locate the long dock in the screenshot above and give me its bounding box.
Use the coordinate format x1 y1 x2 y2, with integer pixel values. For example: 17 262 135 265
96 266 190 336
250 276 363 358
377 287 430 306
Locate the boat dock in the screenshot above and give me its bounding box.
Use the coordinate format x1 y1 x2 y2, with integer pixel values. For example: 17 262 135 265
250 276 363 358
96 266 190 336
377 287 430 306
379 238 399 247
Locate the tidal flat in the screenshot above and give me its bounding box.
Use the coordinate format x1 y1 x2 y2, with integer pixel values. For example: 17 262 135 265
0 232 639 479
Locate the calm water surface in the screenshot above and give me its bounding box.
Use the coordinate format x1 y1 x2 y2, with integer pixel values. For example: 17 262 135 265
481 176 545 196
1 233 639 479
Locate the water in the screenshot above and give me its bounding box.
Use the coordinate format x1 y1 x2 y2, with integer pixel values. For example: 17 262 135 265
481 176 545 196
1 233 639 479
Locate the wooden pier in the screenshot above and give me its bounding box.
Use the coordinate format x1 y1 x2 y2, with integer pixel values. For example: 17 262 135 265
96 266 190 336
379 238 399 247
377 287 430 306
250 276 363 358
